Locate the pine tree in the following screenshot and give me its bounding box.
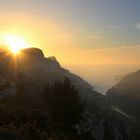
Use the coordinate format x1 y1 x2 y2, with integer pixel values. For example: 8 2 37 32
43 78 83 128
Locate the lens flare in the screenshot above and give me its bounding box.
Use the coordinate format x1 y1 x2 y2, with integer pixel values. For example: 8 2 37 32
4 35 29 53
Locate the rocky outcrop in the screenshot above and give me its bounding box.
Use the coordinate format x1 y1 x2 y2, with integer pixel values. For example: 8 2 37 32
21 47 44 60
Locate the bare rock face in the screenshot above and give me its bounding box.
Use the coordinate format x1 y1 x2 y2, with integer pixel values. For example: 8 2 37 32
21 48 44 60
0 74 17 98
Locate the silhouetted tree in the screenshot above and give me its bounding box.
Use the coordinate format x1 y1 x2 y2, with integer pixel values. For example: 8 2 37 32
43 78 83 128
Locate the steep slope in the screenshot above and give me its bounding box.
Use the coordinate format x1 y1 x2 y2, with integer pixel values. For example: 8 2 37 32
107 70 140 121
0 47 104 106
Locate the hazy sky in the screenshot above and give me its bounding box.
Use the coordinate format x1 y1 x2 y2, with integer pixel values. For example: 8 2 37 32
0 0 140 92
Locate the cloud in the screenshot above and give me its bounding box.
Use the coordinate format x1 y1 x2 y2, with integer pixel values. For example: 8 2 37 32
109 25 120 29
88 35 103 40
87 44 140 53
136 23 140 29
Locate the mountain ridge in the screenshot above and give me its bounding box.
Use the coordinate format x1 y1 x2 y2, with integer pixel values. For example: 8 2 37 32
0 47 104 106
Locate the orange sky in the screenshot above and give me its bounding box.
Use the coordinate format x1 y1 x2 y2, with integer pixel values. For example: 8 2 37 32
0 14 140 67
0 0 140 92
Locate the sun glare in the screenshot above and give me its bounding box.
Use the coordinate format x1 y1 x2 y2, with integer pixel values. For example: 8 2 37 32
5 35 29 53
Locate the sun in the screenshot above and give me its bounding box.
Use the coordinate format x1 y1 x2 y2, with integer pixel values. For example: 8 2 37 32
5 35 29 53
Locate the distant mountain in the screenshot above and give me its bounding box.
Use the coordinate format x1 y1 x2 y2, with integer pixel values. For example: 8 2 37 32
0 47 105 106
107 70 140 121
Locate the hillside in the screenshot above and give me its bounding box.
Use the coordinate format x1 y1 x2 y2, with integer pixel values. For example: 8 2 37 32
0 47 105 106
107 70 140 121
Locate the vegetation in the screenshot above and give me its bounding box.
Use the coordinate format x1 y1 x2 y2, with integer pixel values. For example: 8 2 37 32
0 78 84 139
0 77 139 140
43 78 83 128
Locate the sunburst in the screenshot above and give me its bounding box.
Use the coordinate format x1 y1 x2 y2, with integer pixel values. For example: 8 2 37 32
5 34 29 53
